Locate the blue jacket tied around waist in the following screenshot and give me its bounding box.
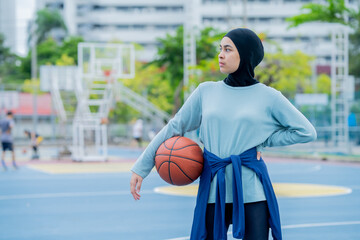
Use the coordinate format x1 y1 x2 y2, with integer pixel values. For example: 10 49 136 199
190 147 282 240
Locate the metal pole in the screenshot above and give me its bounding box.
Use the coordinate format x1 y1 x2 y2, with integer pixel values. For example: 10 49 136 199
243 0 248 27
226 0 232 28
183 0 196 100
31 20 38 133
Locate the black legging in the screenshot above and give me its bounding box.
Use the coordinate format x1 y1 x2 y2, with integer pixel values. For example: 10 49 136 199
205 201 269 240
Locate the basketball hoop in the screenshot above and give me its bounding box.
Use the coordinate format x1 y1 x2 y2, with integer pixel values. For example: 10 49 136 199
103 69 112 77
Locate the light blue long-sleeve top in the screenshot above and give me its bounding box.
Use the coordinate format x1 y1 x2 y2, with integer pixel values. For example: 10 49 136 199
131 81 317 203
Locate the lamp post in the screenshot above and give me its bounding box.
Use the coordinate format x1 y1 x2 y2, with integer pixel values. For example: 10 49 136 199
31 20 38 133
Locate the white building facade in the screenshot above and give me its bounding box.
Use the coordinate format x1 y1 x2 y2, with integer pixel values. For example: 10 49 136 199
0 0 16 53
36 0 359 62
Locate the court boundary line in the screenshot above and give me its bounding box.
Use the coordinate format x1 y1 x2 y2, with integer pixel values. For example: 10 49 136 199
166 221 360 240
154 184 353 198
0 190 154 200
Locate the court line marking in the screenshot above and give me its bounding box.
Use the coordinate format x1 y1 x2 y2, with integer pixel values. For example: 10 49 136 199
0 190 153 200
282 221 360 229
271 164 322 175
165 221 360 240
154 184 353 198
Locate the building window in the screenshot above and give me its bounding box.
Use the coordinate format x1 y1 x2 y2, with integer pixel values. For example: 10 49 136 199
283 37 296 42
155 25 169 30
45 3 63 10
116 6 130 11
300 36 310 42
248 17 256 23
93 5 107 11
323 36 331 41
116 25 130 30
93 24 105 29
258 17 272 22
133 25 146 30
155 6 168 12
171 6 183 11
202 0 227 3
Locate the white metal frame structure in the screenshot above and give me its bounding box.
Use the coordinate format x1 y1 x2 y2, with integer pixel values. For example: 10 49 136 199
72 43 135 161
114 81 170 122
40 65 79 122
183 0 198 100
331 27 350 153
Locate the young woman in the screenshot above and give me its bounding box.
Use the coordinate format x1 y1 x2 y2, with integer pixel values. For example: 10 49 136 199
130 28 317 240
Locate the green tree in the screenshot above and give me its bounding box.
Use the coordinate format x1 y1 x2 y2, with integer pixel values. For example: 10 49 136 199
20 38 61 78
59 36 84 63
191 55 226 85
109 62 173 123
56 54 75 66
20 36 83 79
32 9 68 44
255 50 314 99
286 0 360 78
286 0 357 28
349 10 360 78
0 34 26 84
151 26 225 112
192 38 327 99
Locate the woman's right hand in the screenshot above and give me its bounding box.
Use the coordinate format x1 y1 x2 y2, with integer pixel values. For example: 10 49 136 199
130 172 143 200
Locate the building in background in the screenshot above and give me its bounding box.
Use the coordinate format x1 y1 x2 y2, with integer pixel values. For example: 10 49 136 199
36 0 358 64
0 0 16 53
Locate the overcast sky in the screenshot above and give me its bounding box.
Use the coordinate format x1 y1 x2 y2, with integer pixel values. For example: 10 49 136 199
16 0 35 56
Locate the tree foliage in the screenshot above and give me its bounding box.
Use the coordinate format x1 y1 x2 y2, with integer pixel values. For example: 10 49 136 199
286 0 357 28
109 62 173 123
20 36 84 79
32 9 68 44
256 50 314 98
192 40 330 99
151 26 225 112
0 34 27 84
191 55 226 85
349 10 360 78
286 0 360 78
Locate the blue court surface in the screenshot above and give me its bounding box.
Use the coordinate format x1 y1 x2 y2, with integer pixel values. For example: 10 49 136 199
1 148 360 240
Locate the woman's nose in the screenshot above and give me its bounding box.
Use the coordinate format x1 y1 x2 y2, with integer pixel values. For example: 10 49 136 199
218 51 224 58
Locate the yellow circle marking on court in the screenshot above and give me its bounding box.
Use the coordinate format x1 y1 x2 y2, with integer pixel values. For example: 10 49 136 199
154 183 351 198
27 162 134 174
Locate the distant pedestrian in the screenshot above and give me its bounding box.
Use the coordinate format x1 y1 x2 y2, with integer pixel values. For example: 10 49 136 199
132 119 143 147
24 130 43 160
0 111 17 170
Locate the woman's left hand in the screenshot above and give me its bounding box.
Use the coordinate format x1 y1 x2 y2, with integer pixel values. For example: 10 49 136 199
257 151 261 160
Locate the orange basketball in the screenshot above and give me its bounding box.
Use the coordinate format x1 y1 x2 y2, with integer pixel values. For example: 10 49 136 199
155 136 204 186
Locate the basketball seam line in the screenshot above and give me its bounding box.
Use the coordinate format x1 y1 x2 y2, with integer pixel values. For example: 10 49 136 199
162 143 199 151
170 162 194 182
154 154 203 165
157 161 195 184
168 136 182 185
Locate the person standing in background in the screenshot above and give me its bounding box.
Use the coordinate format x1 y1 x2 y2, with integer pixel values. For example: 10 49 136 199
132 119 143 148
0 111 17 170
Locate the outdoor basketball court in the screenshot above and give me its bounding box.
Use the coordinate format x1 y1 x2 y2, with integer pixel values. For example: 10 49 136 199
1 147 359 240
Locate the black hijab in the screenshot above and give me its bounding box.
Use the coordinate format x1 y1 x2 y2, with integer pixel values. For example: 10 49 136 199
223 28 264 87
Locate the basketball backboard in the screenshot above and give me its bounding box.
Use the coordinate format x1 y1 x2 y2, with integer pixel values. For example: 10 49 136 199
78 43 135 79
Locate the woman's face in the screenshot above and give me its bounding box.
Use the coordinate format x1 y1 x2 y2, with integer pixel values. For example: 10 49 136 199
218 37 240 74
